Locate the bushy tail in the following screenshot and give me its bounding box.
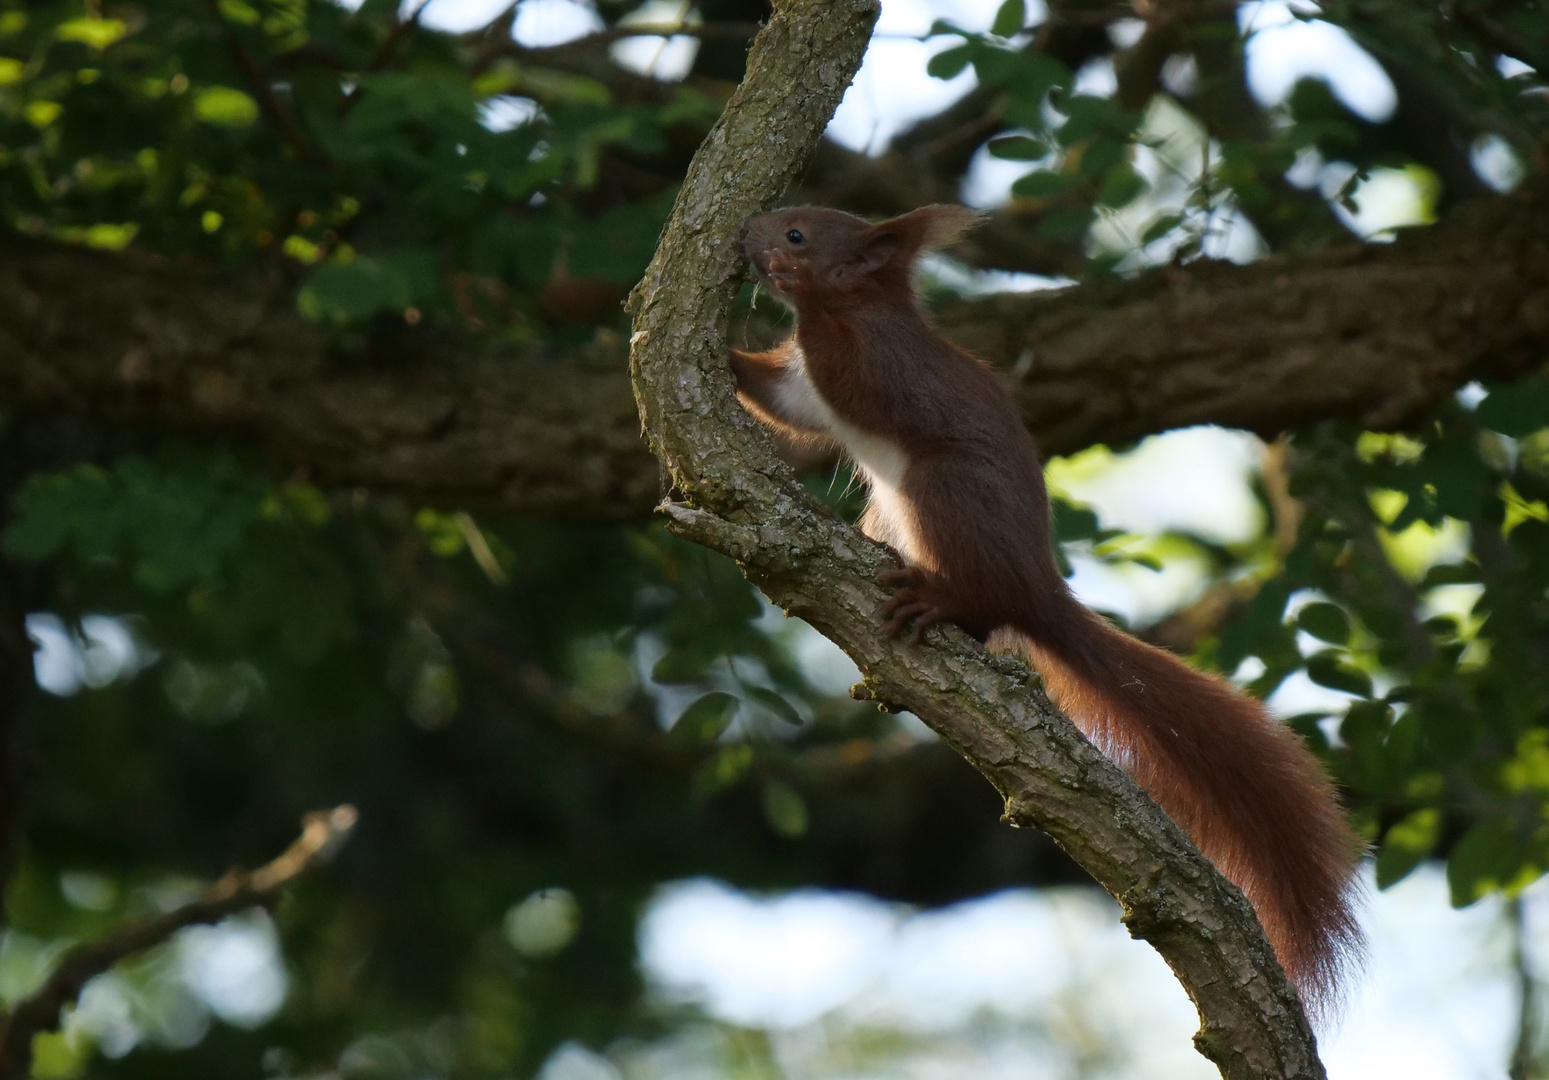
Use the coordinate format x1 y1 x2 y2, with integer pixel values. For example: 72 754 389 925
999 596 1365 1015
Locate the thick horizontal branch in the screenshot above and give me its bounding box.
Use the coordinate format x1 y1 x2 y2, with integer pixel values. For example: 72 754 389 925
4 186 1547 520
0 806 357 1080
0 234 656 520
939 187 1549 452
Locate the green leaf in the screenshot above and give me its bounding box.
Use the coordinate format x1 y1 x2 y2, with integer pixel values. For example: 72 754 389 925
1036 206 1095 239
974 48 1070 101
1057 95 1140 146
691 744 754 797
1305 650 1372 697
1010 170 1075 198
216 0 261 24
745 686 802 726
1339 698 1392 750
25 101 61 128
986 135 1047 161
991 0 1026 38
761 781 809 838
926 44 973 80
1097 164 1147 208
193 86 259 127
56 17 127 50
517 68 612 106
1076 136 1127 178
671 692 738 744
566 193 676 285
1296 602 1351 645
1417 562 1479 588
1140 213 1185 245
1376 808 1441 889
297 251 440 325
651 642 720 684
2 456 265 592
1052 499 1102 542
1417 431 1491 520
1477 376 1549 438
1447 817 1524 907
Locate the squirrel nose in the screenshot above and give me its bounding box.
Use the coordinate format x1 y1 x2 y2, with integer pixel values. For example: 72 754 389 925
737 222 751 247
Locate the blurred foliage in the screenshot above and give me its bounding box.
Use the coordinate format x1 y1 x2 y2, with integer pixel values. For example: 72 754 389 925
5 0 1549 1076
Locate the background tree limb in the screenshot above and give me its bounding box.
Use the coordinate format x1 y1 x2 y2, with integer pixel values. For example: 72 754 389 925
623 0 1326 1075
0 557 33 923
5 185 1547 520
0 805 358 1080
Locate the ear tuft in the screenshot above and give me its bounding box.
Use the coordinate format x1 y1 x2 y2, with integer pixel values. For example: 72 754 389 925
915 204 986 251
850 204 985 278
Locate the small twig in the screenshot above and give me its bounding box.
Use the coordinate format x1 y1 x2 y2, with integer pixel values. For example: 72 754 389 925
1511 896 1540 1080
0 806 358 1080
371 0 431 71
470 21 763 76
454 511 510 585
340 0 432 112
554 21 764 47
206 0 322 165
476 20 763 52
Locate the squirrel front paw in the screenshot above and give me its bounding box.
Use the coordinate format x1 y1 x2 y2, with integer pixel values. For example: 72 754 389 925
766 253 811 297
878 566 947 644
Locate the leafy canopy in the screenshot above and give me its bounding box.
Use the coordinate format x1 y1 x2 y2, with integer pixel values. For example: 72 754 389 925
6 0 1549 1076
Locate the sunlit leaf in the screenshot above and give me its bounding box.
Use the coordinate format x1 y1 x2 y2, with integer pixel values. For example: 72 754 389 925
991 0 1026 37
193 86 260 127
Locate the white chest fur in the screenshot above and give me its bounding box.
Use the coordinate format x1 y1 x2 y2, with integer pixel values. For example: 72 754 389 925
779 347 920 562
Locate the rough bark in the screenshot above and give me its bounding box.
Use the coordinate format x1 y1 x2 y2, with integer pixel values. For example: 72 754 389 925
624 0 1325 1075
0 233 655 520
5 189 1548 521
939 189 1549 453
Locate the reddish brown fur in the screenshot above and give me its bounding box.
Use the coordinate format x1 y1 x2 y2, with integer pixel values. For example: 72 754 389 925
731 204 1365 1015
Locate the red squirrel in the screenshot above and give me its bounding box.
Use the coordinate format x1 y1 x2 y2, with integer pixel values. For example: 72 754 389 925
730 204 1364 1013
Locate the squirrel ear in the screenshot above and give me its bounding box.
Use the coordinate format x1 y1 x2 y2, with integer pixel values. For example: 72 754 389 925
851 229 903 275
911 204 986 251
852 204 984 275
882 204 985 253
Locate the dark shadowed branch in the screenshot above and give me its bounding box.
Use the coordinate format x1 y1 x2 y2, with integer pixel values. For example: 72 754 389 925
4 184 1548 521
0 806 358 1080
0 557 33 923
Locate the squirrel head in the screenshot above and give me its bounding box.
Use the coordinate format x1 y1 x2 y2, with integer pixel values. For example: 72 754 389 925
740 204 983 306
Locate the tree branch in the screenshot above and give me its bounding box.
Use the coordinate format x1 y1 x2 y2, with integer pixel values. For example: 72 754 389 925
938 186 1549 451
624 1 1324 1076
0 556 33 922
6 184 1547 520
0 805 358 1080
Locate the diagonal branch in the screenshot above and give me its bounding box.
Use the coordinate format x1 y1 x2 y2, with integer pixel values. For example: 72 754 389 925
624 1 1324 1076
206 1 322 166
0 806 358 1080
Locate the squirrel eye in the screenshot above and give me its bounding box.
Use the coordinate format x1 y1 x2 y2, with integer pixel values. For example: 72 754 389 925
785 229 805 245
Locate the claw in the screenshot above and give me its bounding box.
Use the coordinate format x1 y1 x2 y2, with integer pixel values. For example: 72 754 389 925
878 565 946 642
907 609 943 645
882 600 935 638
